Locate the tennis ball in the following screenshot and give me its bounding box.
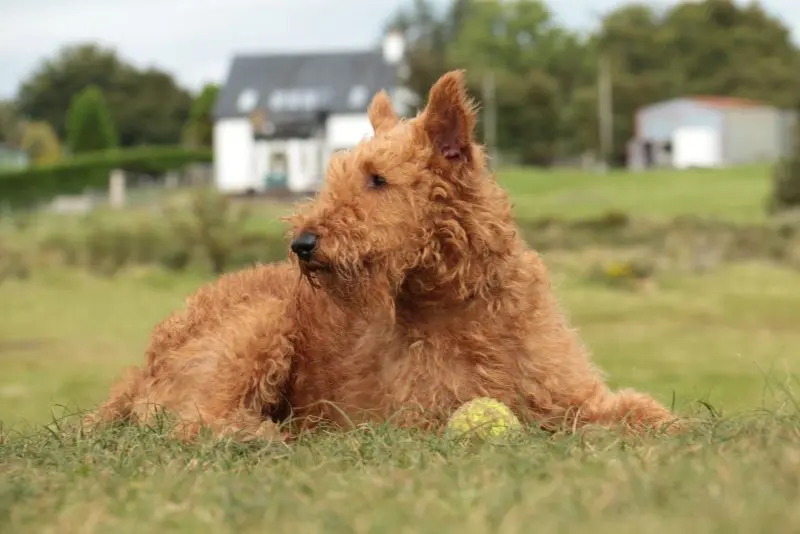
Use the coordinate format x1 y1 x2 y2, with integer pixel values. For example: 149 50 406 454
445 397 522 440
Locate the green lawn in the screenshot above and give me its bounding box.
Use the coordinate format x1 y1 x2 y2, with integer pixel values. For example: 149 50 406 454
14 164 774 239
2 164 799 533
499 164 774 222
3 413 800 533
223 164 776 231
1 260 797 429
2 263 800 533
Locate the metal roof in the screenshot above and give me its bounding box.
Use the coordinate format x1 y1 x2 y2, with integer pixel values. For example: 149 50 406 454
213 49 399 122
685 95 766 109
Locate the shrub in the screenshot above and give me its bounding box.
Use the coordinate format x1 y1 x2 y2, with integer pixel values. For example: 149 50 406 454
769 101 800 213
589 258 656 292
19 121 61 165
164 188 252 275
0 240 31 282
0 146 211 209
770 159 800 213
19 192 290 277
0 214 32 280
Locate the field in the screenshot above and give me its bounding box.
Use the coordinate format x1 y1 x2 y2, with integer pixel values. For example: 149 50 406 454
2 165 800 532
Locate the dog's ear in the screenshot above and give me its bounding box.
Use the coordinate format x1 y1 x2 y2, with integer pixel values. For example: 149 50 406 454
420 70 478 167
368 90 399 134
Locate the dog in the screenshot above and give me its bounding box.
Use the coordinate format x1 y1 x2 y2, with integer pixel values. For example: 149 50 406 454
85 70 679 441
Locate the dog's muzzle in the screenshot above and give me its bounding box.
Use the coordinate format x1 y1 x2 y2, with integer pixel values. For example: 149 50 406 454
291 231 319 262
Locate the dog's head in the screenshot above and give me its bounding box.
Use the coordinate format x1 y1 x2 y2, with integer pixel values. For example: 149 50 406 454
286 70 517 314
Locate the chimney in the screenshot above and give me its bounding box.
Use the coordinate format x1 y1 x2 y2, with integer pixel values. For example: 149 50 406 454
382 29 405 65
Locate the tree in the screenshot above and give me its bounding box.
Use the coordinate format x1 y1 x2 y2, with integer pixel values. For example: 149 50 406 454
16 43 192 147
182 83 219 149
0 100 24 148
392 0 593 165
66 86 118 154
594 0 800 164
444 0 587 165
660 0 800 107
392 0 800 167
388 0 475 106
592 4 679 164
111 67 192 146
19 122 61 165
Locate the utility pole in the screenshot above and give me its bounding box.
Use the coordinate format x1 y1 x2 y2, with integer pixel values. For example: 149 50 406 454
482 71 498 170
597 51 614 173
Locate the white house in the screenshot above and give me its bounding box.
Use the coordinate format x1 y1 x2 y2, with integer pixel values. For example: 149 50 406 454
212 32 416 195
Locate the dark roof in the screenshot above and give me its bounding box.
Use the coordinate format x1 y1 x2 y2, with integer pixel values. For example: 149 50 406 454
686 95 766 109
214 49 399 122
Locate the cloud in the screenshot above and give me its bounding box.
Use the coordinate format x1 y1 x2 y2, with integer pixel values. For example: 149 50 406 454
0 0 797 99
0 0 419 98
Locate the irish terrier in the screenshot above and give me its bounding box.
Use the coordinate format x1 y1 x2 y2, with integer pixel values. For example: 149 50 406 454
85 70 679 441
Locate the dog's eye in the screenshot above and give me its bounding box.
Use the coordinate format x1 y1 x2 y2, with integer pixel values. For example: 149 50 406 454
369 174 387 188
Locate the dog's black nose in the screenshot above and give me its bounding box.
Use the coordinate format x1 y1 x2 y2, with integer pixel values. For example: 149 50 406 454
290 231 318 262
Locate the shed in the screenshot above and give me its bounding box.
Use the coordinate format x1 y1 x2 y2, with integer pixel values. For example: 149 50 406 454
627 96 796 170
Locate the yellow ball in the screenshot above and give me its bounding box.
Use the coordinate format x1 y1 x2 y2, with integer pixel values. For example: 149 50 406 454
445 397 522 440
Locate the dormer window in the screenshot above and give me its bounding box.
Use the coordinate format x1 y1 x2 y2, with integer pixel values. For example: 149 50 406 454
237 88 258 113
348 85 369 109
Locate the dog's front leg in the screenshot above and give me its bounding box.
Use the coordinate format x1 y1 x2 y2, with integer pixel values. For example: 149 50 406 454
93 297 295 442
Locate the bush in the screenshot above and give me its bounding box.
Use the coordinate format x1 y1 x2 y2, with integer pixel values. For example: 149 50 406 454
3 207 799 280
589 258 657 292
0 146 211 209
25 189 289 276
19 121 61 166
770 159 800 213
164 188 252 274
0 241 31 282
769 102 800 213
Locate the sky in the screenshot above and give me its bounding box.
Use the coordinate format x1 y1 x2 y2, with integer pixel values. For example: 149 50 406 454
1 0 799 99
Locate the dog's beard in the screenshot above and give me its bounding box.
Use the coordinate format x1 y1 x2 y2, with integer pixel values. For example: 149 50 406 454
299 256 399 322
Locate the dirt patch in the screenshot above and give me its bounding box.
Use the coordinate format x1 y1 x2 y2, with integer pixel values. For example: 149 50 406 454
0 338 54 354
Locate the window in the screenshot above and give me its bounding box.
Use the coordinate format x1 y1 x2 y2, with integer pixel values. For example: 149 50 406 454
269 88 329 112
348 85 369 109
237 88 258 113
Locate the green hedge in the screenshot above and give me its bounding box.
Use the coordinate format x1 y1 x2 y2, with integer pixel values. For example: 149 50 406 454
0 146 212 209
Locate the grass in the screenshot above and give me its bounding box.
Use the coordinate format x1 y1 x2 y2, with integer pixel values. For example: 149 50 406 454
234 164 773 231
26 164 763 234
1 163 799 532
3 413 800 533
499 164 773 223
2 261 800 427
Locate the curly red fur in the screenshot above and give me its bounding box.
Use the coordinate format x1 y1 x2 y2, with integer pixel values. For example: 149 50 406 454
85 70 679 441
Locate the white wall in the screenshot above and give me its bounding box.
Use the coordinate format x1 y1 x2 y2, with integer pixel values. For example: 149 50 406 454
286 139 323 192
214 113 376 195
213 118 255 193
671 126 722 169
723 107 781 165
255 138 324 193
326 113 374 150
